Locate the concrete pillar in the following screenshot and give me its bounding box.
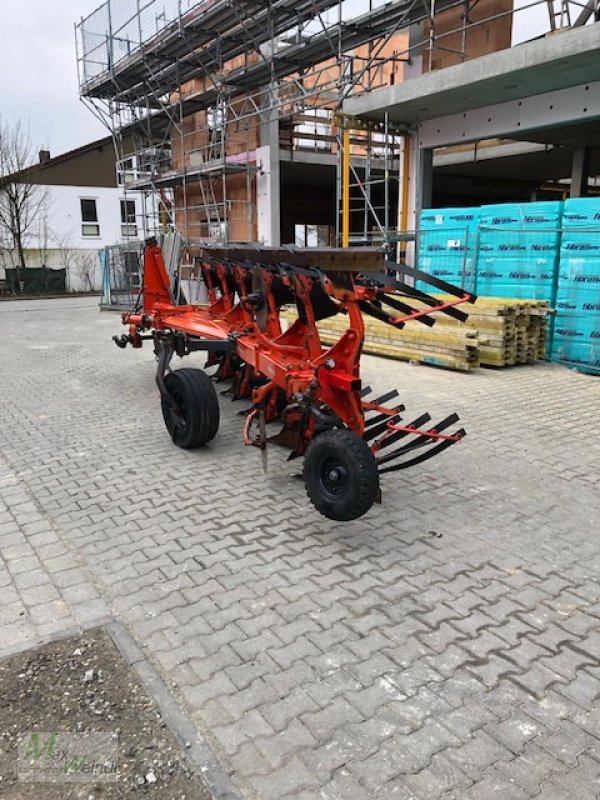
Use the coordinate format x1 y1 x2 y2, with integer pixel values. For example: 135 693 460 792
417 146 434 212
397 131 433 266
571 146 591 198
257 112 281 245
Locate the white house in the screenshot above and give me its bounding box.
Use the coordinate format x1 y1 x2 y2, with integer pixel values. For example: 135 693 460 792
0 136 150 292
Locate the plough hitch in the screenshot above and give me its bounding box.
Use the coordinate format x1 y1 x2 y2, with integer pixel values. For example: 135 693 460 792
114 239 474 521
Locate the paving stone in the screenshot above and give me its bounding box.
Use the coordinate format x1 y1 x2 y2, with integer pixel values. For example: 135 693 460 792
248 755 320 800
541 645 597 680
440 696 498 741
550 752 600 800
536 719 599 768
431 670 487 709
398 752 473 799
495 741 570 795
347 735 422 790
301 696 363 742
509 663 567 698
445 729 515 781
519 689 583 733
461 630 511 661
303 667 363 708
212 708 275 756
399 719 462 771
460 766 528 799
528 623 582 654
485 707 546 754
465 654 517 689
318 768 371 800
260 686 320 731
254 718 318 768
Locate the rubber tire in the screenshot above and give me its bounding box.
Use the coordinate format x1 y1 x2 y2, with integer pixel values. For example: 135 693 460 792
161 368 220 448
304 428 379 521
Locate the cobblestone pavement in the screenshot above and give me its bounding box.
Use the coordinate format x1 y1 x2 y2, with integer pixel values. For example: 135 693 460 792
1 296 600 800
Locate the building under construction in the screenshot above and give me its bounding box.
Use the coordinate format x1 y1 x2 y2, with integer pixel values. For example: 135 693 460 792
75 0 597 253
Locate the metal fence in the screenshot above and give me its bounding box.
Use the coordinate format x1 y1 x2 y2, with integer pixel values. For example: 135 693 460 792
100 241 144 309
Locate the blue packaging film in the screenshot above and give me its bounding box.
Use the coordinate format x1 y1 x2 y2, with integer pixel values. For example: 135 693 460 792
561 198 600 229
553 198 600 372
479 201 563 228
420 207 480 232
476 255 557 279
552 312 600 374
417 213 478 291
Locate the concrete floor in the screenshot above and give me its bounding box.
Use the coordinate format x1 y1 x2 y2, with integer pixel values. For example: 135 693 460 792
1 296 600 800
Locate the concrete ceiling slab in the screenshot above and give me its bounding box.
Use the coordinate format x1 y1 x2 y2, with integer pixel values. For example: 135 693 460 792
344 23 600 125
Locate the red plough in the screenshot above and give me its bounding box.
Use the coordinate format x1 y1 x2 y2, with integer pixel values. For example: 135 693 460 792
114 239 475 520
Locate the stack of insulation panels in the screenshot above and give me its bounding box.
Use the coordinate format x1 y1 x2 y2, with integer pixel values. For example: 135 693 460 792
552 198 600 375
418 207 480 290
475 201 562 300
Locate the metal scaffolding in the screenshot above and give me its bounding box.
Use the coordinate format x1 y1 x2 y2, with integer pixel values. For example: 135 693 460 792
75 0 591 249
75 0 462 246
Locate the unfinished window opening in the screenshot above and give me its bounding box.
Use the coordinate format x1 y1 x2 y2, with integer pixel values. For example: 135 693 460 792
294 224 334 247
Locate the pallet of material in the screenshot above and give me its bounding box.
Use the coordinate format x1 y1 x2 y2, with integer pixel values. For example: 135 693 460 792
281 296 551 372
281 308 481 372
404 296 552 368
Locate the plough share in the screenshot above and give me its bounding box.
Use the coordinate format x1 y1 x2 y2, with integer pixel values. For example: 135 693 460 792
115 239 475 521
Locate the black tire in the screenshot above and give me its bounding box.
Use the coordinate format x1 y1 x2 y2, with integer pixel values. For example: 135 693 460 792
161 368 220 448
304 428 379 521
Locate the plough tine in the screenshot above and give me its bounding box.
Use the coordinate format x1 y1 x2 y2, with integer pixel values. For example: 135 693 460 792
378 293 436 327
379 429 466 474
363 414 404 442
384 260 477 301
358 271 471 322
360 386 373 398
363 389 399 407
393 283 470 323
358 300 400 327
373 412 432 455
376 413 460 466
364 405 405 428
379 413 460 459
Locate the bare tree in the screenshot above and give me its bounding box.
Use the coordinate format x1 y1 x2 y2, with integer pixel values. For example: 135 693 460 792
0 118 47 292
51 228 79 292
76 253 98 292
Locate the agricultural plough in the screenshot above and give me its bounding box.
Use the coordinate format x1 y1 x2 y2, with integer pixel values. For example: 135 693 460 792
114 240 475 520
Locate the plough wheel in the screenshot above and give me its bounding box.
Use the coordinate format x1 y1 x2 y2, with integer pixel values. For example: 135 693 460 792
161 368 220 448
304 429 379 521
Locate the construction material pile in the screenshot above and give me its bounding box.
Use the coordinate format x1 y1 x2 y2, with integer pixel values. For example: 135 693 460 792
313 308 480 372
553 198 600 375
285 296 551 372
453 296 551 367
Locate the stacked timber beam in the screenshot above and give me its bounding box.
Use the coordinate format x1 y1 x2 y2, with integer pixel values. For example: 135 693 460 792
314 312 481 372
282 296 551 372
427 296 551 367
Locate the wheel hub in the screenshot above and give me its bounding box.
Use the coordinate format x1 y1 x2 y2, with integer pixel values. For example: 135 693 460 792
321 457 348 496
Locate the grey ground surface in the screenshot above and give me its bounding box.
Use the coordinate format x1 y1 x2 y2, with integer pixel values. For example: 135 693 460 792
1 296 600 800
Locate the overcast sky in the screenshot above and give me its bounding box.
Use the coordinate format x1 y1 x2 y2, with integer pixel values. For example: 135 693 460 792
0 1 550 160
0 1 107 157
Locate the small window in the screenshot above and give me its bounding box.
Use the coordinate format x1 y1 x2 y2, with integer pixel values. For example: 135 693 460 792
80 198 99 236
120 199 137 237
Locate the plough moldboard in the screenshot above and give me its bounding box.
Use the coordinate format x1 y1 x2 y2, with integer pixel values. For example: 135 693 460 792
114 239 475 520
